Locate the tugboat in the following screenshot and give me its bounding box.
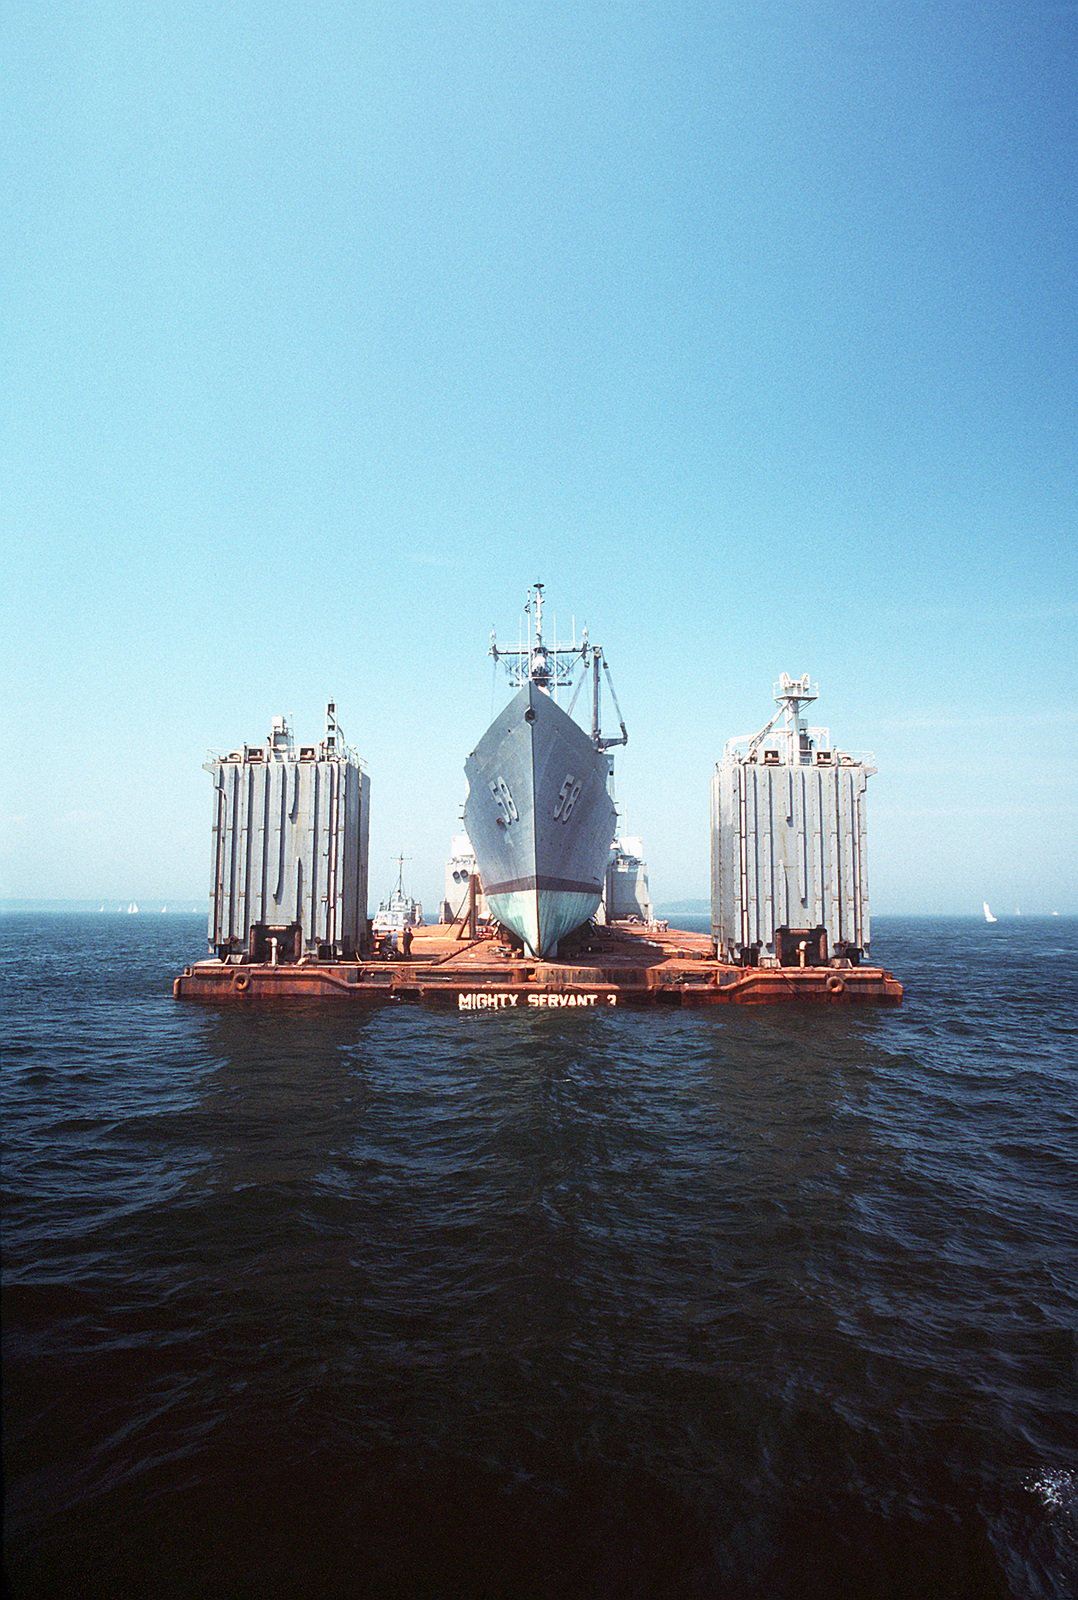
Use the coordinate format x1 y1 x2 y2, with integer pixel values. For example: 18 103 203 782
463 584 627 959
372 856 423 944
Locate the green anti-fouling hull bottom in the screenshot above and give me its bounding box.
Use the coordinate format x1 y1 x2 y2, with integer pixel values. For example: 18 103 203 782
485 887 602 959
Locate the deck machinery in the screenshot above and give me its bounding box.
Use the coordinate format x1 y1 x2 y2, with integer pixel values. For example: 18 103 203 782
711 675 873 968
206 703 370 963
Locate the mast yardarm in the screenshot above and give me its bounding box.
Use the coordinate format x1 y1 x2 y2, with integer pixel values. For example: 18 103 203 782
489 582 626 750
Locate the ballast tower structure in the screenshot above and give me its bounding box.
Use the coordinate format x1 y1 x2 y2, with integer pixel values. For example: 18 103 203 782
206 703 370 963
711 674 873 968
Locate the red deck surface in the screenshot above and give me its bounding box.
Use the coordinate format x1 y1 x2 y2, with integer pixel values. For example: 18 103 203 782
173 923 903 1007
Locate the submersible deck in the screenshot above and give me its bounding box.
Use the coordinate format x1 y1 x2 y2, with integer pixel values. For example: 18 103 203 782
173 922 902 1008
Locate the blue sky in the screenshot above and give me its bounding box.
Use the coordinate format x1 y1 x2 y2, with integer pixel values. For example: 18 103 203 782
2 0 1075 916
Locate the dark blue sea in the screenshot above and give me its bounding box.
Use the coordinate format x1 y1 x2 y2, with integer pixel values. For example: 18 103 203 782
2 913 1075 1599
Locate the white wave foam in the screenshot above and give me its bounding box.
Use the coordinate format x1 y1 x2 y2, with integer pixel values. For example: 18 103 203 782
1024 1467 1077 1513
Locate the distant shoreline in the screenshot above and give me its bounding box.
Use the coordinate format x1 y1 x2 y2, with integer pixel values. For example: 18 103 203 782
1 902 1070 920
0 902 206 915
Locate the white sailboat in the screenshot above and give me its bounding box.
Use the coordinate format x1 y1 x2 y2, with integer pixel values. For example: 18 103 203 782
983 901 998 923
127 902 139 914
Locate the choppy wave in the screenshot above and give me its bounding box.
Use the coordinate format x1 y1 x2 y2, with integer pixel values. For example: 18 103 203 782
2 914 1076 1598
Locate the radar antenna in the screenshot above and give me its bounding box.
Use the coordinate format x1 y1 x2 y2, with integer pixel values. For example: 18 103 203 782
490 581 589 695
489 583 627 752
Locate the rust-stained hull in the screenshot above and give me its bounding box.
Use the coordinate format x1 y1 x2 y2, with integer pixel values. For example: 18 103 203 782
174 923 902 1008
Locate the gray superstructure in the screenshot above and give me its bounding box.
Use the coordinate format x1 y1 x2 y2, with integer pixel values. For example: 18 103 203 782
463 585 626 959
441 834 489 925
711 675 872 966
372 855 423 938
206 703 370 961
602 836 652 923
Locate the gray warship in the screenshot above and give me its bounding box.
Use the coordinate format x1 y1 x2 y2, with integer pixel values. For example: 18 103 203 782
463 584 627 959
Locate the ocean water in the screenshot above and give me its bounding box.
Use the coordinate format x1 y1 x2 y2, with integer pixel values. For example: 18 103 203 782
2 912 1075 1600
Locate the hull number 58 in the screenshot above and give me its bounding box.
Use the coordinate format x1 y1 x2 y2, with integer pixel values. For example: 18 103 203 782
554 774 582 822
490 776 518 825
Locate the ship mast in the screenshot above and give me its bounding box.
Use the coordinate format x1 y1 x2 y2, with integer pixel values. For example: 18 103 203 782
490 582 627 751
393 853 409 897
490 581 588 698
529 581 551 688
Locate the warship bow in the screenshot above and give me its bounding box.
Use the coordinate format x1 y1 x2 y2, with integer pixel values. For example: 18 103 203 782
463 585 626 959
